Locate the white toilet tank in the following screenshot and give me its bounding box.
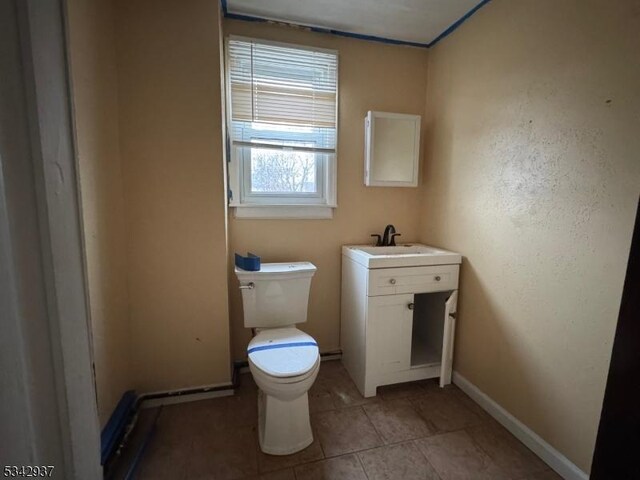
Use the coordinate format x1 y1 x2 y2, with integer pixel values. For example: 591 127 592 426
235 262 317 328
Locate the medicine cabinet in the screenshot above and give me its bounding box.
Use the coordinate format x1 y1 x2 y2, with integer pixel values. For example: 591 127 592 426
364 111 421 187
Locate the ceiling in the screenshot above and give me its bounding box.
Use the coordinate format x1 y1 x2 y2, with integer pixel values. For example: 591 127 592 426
223 0 489 47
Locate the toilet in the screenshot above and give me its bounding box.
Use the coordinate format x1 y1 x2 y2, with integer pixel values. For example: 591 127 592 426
236 262 319 455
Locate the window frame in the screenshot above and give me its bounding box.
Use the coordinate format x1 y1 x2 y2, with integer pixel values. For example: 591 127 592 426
225 35 339 219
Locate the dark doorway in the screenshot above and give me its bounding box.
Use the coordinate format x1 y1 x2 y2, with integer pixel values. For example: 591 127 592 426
591 197 640 479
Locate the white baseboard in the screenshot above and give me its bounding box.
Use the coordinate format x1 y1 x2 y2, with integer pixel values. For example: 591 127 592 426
452 371 589 480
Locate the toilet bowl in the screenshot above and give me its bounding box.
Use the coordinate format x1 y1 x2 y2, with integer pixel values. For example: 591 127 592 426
248 328 320 455
236 262 318 455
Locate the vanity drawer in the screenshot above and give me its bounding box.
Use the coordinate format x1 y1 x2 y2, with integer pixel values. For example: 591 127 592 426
368 264 459 296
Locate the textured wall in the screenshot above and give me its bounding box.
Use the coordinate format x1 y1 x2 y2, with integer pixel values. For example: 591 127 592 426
66 0 132 426
115 0 231 392
224 19 430 361
421 0 640 471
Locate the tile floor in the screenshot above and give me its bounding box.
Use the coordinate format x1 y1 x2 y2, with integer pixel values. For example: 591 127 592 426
136 360 562 480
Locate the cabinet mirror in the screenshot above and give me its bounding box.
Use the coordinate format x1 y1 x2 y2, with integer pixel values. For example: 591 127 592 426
364 111 421 187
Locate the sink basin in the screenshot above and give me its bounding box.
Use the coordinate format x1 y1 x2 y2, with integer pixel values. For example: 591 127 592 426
343 243 461 269
355 245 443 256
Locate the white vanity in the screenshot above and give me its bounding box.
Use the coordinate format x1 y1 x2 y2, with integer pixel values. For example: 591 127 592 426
340 244 462 397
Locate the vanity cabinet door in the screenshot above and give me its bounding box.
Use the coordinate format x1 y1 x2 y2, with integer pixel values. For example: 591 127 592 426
440 290 458 387
367 294 414 374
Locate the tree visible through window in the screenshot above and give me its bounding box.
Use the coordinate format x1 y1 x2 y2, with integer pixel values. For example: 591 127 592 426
251 149 317 193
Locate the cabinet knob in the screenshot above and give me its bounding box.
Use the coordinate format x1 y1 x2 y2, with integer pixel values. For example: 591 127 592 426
389 278 396 285
434 276 441 281
408 303 415 310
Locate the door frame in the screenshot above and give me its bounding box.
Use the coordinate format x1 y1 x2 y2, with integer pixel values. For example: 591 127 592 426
0 0 101 477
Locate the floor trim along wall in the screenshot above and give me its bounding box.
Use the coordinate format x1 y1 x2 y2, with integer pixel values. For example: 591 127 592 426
139 383 235 409
452 372 589 480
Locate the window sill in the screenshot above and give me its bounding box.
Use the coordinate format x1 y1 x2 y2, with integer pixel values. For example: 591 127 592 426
232 205 335 220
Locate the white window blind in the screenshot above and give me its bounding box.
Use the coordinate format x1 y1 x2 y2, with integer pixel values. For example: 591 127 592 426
225 36 338 217
227 37 338 153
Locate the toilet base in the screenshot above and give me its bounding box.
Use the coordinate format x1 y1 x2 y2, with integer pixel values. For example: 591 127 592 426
257 389 313 455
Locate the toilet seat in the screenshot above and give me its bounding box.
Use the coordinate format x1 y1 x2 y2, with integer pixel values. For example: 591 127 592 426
250 357 320 386
248 328 319 379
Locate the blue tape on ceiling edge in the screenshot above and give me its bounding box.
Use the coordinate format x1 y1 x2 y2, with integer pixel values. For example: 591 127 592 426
220 0 491 49
222 13 430 48
225 12 273 25
248 341 318 354
219 0 429 48
427 0 492 48
311 28 429 48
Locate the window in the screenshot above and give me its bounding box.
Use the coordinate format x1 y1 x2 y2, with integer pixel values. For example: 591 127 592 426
225 36 338 219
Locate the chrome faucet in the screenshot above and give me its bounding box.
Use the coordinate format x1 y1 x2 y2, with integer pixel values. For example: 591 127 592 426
371 224 402 246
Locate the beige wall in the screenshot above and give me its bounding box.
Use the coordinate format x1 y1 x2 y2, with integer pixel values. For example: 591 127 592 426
67 5 639 466
224 20 430 360
115 0 231 392
67 0 132 427
421 0 640 472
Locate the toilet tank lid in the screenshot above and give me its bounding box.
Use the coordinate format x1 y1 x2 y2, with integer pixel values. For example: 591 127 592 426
235 262 316 280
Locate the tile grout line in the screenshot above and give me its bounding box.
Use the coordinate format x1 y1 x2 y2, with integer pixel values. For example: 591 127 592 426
253 421 261 477
319 405 386 459
462 425 505 472
410 438 444 480
315 422 327 461
408 393 443 435
354 451 371 480
360 402 386 446
318 390 493 459
461 424 550 480
446 388 551 479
